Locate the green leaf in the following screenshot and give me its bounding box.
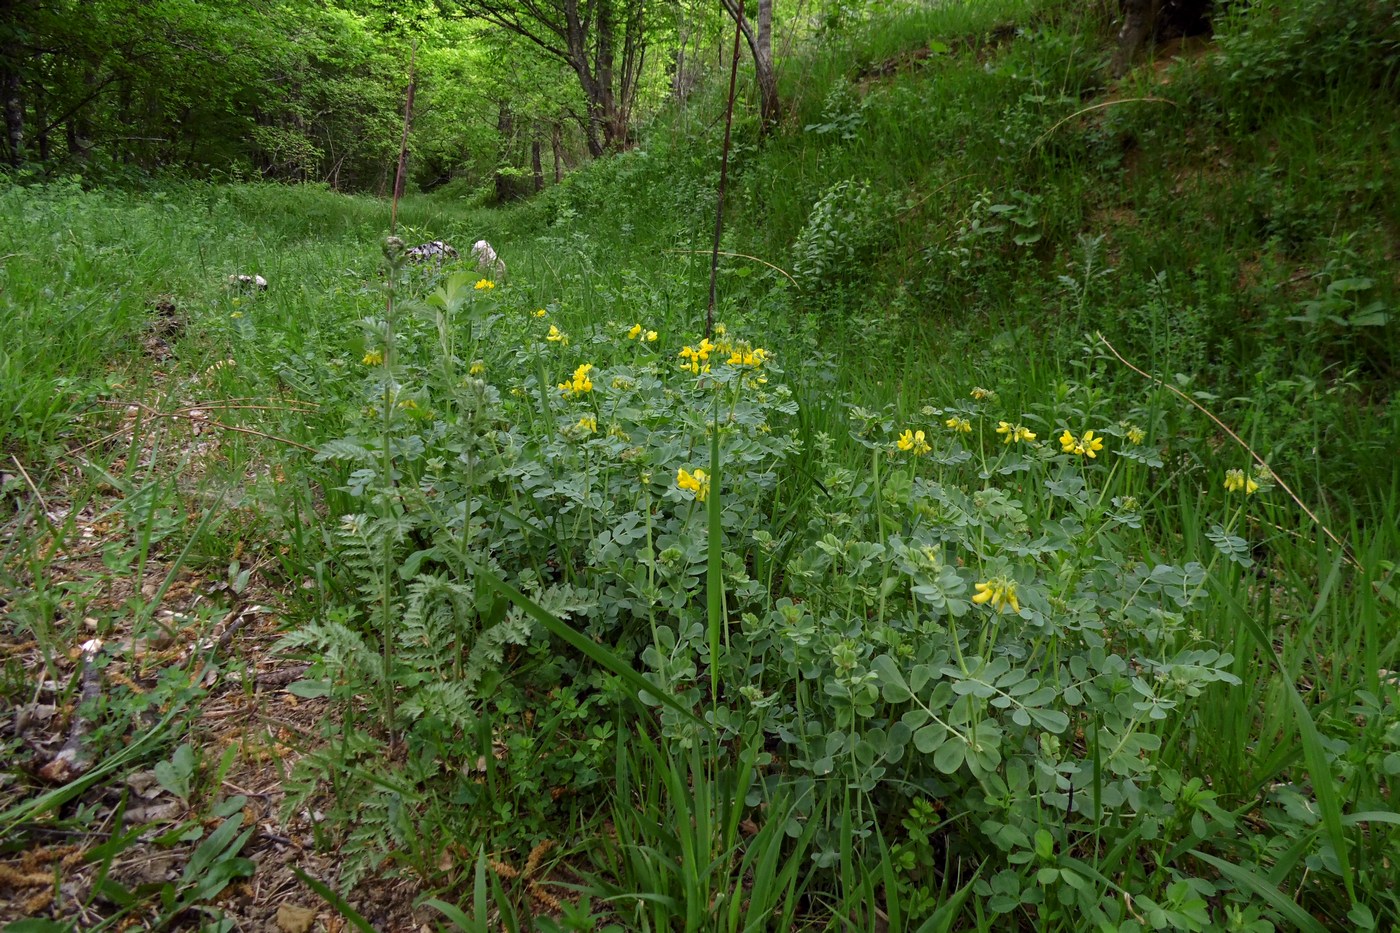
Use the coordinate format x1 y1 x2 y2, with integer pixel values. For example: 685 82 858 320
1189 850 1328 933
293 867 380 933
933 736 966 774
913 724 945 753
873 655 911 703
1206 524 1254 568
472 564 704 728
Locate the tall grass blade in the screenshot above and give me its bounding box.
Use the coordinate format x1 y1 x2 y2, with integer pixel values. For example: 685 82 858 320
472 562 703 726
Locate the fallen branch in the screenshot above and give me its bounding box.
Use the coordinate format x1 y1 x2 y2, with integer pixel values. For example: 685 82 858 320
1097 332 1356 567
9 455 49 518
91 399 317 453
665 249 798 289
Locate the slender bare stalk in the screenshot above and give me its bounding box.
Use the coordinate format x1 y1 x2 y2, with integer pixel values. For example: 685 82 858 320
707 14 743 339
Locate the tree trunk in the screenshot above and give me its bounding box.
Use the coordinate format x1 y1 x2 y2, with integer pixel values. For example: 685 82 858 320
494 101 513 203
551 122 563 183
531 130 543 192
753 0 778 130
721 0 780 134
595 1 623 149
671 14 688 101
33 79 48 161
2 68 22 165
1112 0 1160 77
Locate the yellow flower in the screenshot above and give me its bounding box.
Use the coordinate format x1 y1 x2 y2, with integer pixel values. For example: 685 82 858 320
897 429 931 455
972 578 1020 614
230 311 243 319
577 415 597 433
1224 469 1258 495
627 323 643 340
970 387 995 401
546 324 569 344
678 339 716 374
362 350 383 365
398 398 418 410
533 308 547 318
677 467 710 502
1059 429 1105 458
945 416 971 434
726 345 769 367
714 323 727 337
997 422 1036 444
557 363 595 396
469 360 485 376
474 279 495 290
1126 425 1145 445
645 330 658 342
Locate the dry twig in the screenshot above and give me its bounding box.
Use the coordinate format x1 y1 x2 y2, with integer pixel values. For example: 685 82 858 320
1097 332 1357 567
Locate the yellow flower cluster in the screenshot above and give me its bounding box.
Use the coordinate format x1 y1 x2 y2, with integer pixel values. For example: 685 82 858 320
362 349 383 366
1059 429 1105 458
945 416 971 434
1125 425 1146 445
1224 469 1259 495
546 324 569 344
626 323 659 342
678 338 715 374
726 345 769 367
996 421 1036 444
972 578 1020 614
970 386 996 401
577 415 597 433
469 360 485 376
558 363 594 396
676 467 710 501
533 308 548 318
474 279 495 290
897 429 931 455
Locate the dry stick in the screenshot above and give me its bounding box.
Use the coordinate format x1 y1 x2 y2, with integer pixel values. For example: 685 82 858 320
666 248 797 288
171 402 320 415
706 12 744 340
9 455 49 518
89 400 316 453
389 42 417 236
1033 96 1178 149
1096 332 1357 567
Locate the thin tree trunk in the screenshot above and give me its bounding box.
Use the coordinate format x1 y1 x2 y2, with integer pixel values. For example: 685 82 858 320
531 129 543 192
2 68 22 165
672 13 688 101
34 79 49 162
720 0 780 134
494 101 513 202
754 0 778 129
551 122 563 183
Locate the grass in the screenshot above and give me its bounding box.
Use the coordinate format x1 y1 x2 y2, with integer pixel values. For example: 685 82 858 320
2 0 1398 929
